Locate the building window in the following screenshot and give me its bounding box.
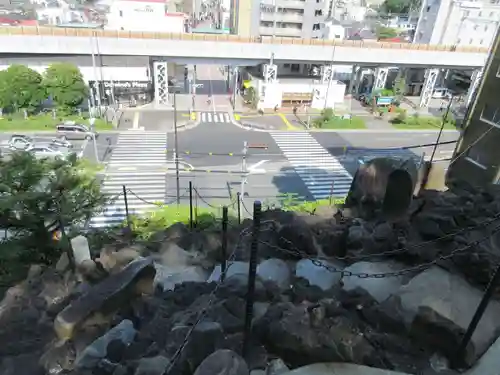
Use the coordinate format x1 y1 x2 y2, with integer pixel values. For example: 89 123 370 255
485 24 489 31
315 9 322 16
465 145 488 170
119 10 123 17
478 11 483 16
312 23 320 30
474 25 478 30
480 39 484 45
464 10 469 16
490 11 495 17
426 5 431 11
291 64 300 72
469 38 473 44
480 104 500 127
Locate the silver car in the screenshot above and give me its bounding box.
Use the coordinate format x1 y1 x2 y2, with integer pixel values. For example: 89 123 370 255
56 122 97 141
26 143 72 159
8 135 34 150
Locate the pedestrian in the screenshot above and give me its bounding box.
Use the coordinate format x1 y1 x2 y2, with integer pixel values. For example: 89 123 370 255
274 105 279 112
293 106 298 115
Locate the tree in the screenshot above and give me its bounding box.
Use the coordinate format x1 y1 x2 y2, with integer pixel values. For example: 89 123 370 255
393 73 407 100
0 65 45 112
44 63 89 113
376 26 398 40
0 152 109 264
380 0 421 14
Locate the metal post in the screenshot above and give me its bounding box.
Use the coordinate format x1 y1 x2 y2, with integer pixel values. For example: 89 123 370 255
242 201 262 358
174 92 180 204
122 185 131 234
236 192 241 224
453 263 500 369
429 96 453 163
189 181 193 229
221 206 228 281
329 181 335 205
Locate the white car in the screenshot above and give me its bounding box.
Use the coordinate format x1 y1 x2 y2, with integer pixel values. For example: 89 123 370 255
26 143 72 159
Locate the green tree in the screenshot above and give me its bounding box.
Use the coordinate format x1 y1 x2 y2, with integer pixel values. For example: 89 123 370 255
44 63 89 113
0 65 45 112
376 26 398 40
0 152 109 264
393 73 407 100
380 0 421 14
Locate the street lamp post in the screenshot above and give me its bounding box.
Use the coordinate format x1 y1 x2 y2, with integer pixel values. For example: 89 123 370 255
173 90 181 205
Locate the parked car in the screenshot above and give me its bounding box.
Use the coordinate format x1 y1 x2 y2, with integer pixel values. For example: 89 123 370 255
432 88 453 99
8 134 34 150
56 122 97 140
25 143 72 159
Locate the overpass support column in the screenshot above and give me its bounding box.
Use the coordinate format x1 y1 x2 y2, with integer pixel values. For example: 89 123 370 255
349 65 362 95
153 61 170 106
466 68 483 107
321 65 334 84
373 67 389 91
419 68 439 108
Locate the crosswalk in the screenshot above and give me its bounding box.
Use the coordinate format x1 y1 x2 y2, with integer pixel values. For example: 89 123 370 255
200 112 231 123
90 131 168 228
270 131 353 199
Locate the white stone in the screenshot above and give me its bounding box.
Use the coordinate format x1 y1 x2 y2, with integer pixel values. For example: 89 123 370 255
295 259 342 291
70 235 91 265
208 261 249 282
465 335 500 375
280 363 411 375
257 258 291 290
342 261 412 303
395 266 500 364
154 264 209 292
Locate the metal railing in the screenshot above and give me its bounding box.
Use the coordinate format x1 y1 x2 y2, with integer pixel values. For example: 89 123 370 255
0 26 489 54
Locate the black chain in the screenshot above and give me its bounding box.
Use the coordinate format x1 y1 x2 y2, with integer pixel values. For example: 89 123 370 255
127 188 190 206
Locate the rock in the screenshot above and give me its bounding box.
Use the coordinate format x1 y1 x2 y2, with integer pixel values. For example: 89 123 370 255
251 371 266 375
193 349 249 375
279 362 413 375
97 246 142 273
155 264 209 292
342 261 412 303
277 221 320 257
70 235 92 265
135 355 170 375
209 261 249 282
391 266 500 365
76 319 136 369
347 225 369 249
413 212 457 240
266 358 289 375
372 223 394 242
257 258 291 290
295 259 342 291
0 353 44 375
256 302 376 367
464 334 500 375
55 258 155 340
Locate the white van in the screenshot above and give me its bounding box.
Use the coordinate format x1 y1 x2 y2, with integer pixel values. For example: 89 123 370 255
432 88 452 99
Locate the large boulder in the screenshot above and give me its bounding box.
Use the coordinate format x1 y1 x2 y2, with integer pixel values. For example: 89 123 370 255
193 349 249 375
387 266 500 365
54 258 156 340
295 258 342 291
279 362 413 375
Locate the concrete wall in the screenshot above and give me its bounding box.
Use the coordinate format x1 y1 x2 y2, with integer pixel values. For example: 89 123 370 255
0 35 487 68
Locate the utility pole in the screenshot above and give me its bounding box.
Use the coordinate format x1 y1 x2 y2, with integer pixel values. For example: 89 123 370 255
240 141 248 201
173 91 180 204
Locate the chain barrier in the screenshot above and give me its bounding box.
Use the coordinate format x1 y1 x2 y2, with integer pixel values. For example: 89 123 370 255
258 223 500 278
192 187 238 210
126 188 190 207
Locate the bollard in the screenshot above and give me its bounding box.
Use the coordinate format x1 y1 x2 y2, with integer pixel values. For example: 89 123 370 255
189 181 193 229
221 206 228 281
122 185 131 237
242 201 261 358
237 192 241 224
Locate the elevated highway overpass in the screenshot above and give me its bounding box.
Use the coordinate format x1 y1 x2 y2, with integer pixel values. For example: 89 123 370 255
0 27 489 69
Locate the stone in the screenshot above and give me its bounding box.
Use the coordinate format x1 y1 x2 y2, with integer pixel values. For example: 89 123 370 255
347 225 369 249
0 353 44 375
277 221 319 256
155 264 209 292
97 246 142 273
76 319 136 369
257 258 291 290
391 266 500 365
342 261 412 303
372 222 394 241
71 235 92 265
279 362 413 375
193 349 249 375
465 334 500 375
54 258 155 340
135 355 170 375
255 302 376 367
266 358 289 375
209 261 249 282
295 258 342 291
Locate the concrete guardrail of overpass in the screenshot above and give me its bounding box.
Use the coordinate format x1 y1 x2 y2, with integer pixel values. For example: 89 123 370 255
0 26 490 54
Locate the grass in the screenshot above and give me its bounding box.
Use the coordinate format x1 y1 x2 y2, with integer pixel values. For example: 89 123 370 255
0 113 114 132
313 116 366 130
390 114 456 130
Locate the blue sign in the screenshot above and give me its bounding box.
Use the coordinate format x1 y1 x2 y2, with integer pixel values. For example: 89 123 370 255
376 96 393 105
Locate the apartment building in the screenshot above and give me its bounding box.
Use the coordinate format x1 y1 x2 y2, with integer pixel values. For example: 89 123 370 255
446 24 500 186
235 0 328 38
415 0 500 47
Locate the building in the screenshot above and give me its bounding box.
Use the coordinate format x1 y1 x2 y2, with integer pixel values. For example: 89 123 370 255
234 0 329 38
415 0 500 47
446 24 500 186
322 18 345 40
106 0 186 33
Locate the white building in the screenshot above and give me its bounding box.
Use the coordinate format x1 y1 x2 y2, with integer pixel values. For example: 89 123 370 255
106 0 186 33
322 19 345 39
415 0 500 47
